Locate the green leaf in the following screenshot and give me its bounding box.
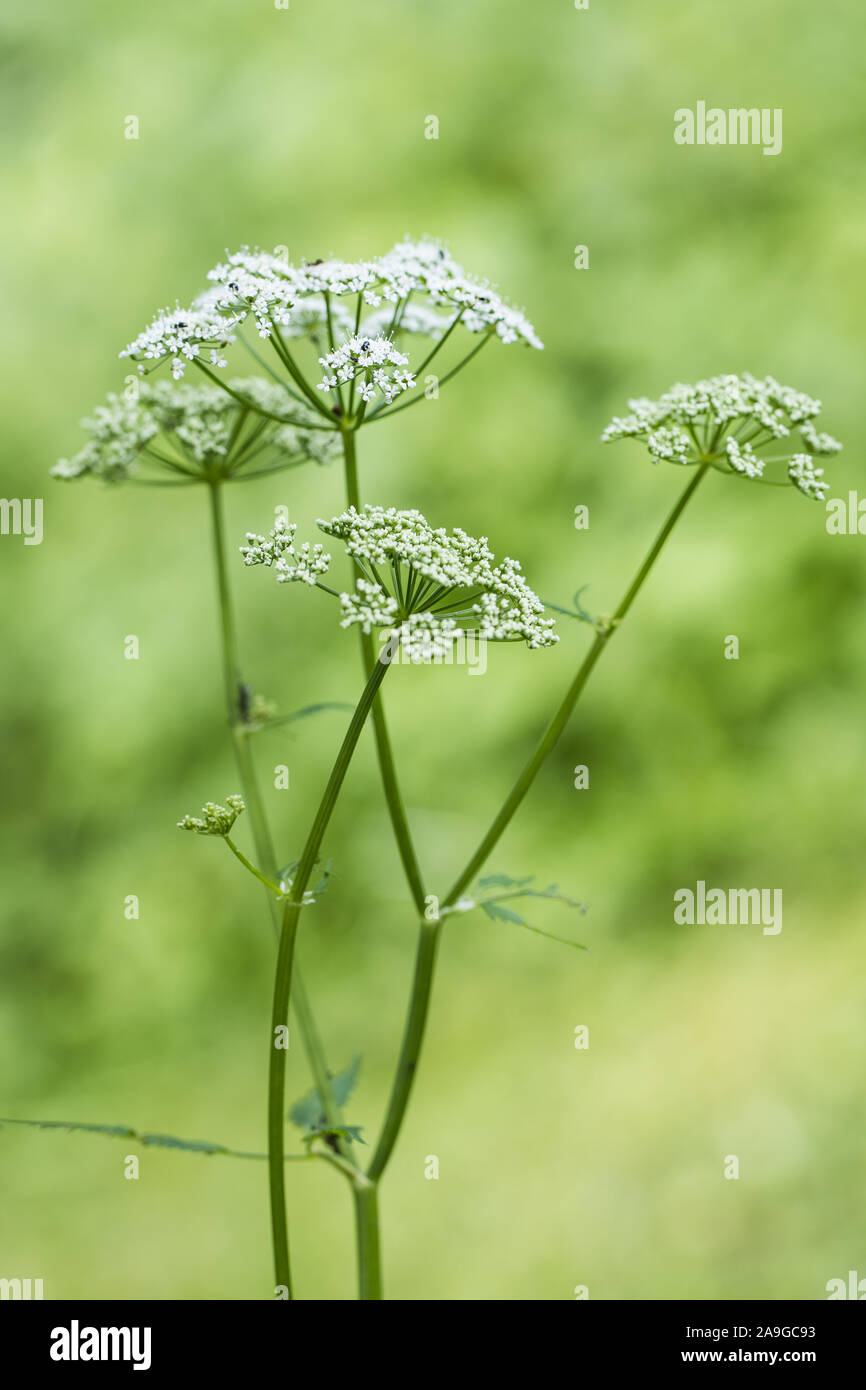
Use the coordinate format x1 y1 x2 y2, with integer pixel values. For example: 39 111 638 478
263 702 354 730
139 1133 226 1154
288 1055 362 1130
277 857 300 885
276 855 334 898
0 1118 136 1139
312 858 334 898
470 873 589 952
543 585 605 632
330 1055 361 1108
0 1116 300 1162
478 872 534 891
288 1090 323 1132
481 899 528 926
302 1124 366 1147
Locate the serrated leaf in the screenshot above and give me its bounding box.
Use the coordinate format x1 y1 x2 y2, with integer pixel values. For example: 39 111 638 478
471 872 589 952
478 873 534 891
288 1090 323 1132
0 1116 294 1161
481 899 528 926
140 1133 226 1154
0 1118 135 1139
288 1055 362 1130
330 1055 361 1108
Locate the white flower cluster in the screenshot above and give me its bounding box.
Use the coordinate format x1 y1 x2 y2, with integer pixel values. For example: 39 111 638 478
120 303 241 380
788 454 829 501
339 578 400 630
239 506 557 657
121 238 542 382
52 395 159 482
317 334 416 405
725 438 764 479
645 426 693 466
373 239 544 349
178 795 245 836
241 517 331 585
319 505 558 654
602 373 842 500
52 380 337 483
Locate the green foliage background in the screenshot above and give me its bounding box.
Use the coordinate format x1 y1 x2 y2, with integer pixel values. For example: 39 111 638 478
1 0 863 1300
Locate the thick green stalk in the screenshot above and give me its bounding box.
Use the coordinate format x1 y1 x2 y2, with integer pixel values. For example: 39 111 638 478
367 461 711 1183
353 1177 383 1300
268 650 391 1292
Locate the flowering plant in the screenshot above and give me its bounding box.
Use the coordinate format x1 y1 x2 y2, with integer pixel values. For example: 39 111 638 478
10 238 843 1301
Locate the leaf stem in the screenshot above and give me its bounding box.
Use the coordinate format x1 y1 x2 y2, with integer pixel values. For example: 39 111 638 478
223 836 284 896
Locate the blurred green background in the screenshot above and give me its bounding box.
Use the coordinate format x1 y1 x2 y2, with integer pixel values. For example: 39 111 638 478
1 0 864 1301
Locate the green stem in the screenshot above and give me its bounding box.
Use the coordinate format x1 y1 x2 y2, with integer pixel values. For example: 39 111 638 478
223 836 283 896
268 650 391 1293
340 431 427 913
352 1179 383 1300
206 482 352 1258
366 461 711 1183
366 917 439 1182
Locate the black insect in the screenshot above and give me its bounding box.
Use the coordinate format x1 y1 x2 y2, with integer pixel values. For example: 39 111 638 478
238 682 254 723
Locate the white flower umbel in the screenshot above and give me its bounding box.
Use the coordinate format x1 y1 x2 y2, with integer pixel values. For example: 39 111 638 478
120 303 242 379
121 239 542 426
316 334 416 406
52 380 338 484
202 240 543 348
242 505 557 658
241 517 331 586
601 373 842 500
